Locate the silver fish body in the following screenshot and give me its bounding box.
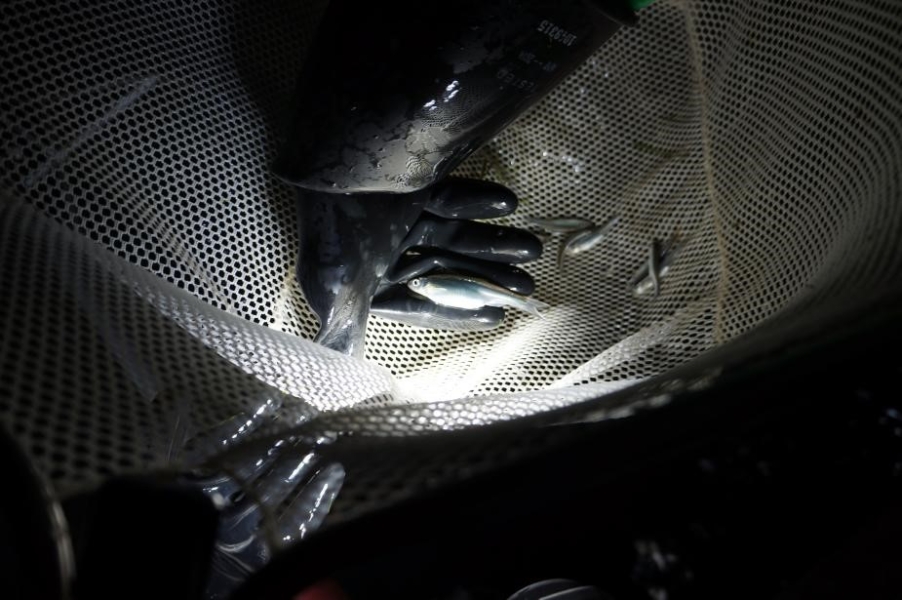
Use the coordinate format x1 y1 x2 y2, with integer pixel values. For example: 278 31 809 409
647 240 662 296
528 216 594 233
558 216 620 267
632 238 679 296
407 275 549 317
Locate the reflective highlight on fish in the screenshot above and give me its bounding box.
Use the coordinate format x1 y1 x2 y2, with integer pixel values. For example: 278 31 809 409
528 216 595 233
558 215 620 268
407 275 549 317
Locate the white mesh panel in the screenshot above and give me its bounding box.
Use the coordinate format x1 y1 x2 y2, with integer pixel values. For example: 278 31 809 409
1 0 901 494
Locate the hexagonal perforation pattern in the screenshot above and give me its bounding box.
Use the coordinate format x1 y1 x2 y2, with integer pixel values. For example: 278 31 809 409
1 0 901 492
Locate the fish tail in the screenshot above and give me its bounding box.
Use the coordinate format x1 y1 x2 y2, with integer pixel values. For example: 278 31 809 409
522 298 550 319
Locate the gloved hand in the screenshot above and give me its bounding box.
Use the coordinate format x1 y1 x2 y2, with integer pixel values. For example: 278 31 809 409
191 436 344 600
295 178 542 357
371 177 542 331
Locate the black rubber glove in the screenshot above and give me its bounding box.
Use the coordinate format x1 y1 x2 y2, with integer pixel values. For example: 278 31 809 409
295 178 542 357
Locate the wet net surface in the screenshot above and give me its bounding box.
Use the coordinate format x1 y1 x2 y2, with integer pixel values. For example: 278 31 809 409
1 0 901 501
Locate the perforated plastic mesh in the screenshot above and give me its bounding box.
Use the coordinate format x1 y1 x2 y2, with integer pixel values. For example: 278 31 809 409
2 0 902 498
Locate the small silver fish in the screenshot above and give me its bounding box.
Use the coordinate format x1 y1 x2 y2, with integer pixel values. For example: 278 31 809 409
408 275 549 318
528 216 595 234
558 215 620 268
648 240 662 296
632 238 679 297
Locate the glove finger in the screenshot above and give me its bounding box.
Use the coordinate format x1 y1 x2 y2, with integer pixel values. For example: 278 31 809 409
404 215 543 263
385 248 535 295
371 288 505 331
275 462 345 546
425 177 518 220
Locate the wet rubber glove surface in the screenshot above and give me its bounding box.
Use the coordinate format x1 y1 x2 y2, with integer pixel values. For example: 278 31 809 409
295 178 542 357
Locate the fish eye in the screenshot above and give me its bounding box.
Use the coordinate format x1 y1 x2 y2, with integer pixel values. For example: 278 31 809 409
410 278 421 287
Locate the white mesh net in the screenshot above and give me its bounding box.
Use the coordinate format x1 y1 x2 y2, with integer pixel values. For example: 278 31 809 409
1 0 901 498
